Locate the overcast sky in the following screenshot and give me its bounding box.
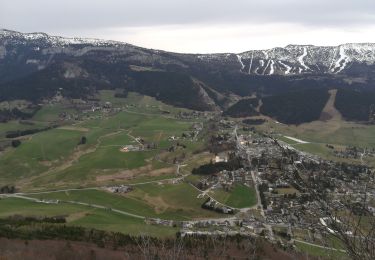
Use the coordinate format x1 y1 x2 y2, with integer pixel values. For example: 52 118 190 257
1 0 375 53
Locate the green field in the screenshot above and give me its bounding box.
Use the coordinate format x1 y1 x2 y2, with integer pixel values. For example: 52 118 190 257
0 128 84 181
29 184 223 220
258 117 375 166
282 142 371 166
127 183 223 219
0 120 49 139
32 104 78 122
98 90 191 115
0 91 256 238
261 119 375 148
0 197 177 237
0 96 197 189
210 184 257 208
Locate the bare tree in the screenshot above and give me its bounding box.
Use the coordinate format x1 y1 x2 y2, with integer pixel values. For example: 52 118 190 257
134 233 186 260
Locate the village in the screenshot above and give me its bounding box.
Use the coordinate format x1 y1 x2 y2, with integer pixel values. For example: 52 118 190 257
173 121 375 248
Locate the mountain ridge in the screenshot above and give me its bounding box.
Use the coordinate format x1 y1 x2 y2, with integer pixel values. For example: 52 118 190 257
2 28 375 76
2 28 374 54
1 29 375 123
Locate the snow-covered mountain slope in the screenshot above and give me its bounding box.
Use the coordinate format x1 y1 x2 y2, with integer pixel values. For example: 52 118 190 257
0 29 190 84
236 43 375 75
1 29 375 77
0 29 124 47
1 29 375 115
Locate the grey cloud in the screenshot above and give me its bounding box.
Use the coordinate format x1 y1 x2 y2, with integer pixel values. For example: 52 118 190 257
1 0 375 34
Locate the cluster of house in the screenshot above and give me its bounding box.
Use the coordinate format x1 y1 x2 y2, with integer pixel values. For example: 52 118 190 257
179 218 265 237
218 119 236 129
198 168 253 193
332 146 375 160
120 144 143 153
202 198 234 214
58 111 79 121
176 111 211 120
178 122 204 141
238 131 375 236
145 218 175 227
105 185 133 194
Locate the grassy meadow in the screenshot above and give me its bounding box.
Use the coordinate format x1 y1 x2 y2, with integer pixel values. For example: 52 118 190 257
0 91 198 189
29 184 223 220
210 184 257 208
0 197 177 237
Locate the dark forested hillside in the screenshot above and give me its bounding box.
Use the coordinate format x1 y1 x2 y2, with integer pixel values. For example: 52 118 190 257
2 30 375 116
335 89 375 122
260 89 330 124
129 71 217 111
223 98 259 117
0 61 218 111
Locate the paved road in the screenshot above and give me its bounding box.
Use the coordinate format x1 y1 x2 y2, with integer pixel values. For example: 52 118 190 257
15 187 99 195
65 200 145 219
250 170 263 213
2 193 146 219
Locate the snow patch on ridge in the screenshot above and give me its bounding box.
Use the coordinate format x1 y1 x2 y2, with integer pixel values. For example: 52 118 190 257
279 61 292 74
269 60 275 75
236 54 245 71
297 47 310 71
248 51 254 74
263 50 269 59
263 59 271 75
332 46 350 73
0 29 124 48
3 29 375 76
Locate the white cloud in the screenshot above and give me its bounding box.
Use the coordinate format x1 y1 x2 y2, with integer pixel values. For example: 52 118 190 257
1 0 375 53
71 23 375 53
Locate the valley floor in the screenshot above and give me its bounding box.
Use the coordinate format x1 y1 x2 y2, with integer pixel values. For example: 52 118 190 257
0 90 372 259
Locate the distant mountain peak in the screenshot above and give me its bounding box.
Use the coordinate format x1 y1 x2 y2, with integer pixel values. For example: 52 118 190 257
0 28 126 47
1 29 375 77
1 29 375 115
236 43 375 75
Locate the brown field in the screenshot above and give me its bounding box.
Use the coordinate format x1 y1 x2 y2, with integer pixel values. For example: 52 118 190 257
319 89 342 121
95 165 175 182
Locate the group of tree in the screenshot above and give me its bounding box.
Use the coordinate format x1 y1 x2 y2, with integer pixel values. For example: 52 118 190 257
334 88 375 122
242 118 266 125
192 153 241 175
222 98 259 118
260 88 330 124
78 136 87 145
6 125 58 138
11 139 21 148
0 185 16 194
0 107 40 123
0 215 295 259
128 71 216 111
